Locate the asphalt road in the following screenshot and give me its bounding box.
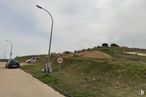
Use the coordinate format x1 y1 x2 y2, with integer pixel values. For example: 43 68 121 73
0 62 65 97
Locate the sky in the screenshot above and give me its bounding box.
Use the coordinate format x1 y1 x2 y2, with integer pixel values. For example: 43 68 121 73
0 0 146 58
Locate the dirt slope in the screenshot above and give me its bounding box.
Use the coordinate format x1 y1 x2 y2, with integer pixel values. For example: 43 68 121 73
76 51 112 59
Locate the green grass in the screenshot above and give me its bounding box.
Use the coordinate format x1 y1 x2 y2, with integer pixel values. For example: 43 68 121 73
20 47 146 97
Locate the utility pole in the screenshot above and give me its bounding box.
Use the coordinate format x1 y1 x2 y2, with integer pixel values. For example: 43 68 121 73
3 50 5 59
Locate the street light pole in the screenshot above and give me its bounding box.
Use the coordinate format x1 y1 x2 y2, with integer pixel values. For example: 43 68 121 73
36 5 54 74
5 40 13 59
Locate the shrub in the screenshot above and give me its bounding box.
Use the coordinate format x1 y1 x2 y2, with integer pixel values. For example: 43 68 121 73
110 43 120 47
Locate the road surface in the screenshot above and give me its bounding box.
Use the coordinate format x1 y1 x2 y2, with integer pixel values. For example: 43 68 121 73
0 62 65 97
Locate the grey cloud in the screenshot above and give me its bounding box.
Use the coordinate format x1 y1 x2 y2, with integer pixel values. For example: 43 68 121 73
0 0 146 58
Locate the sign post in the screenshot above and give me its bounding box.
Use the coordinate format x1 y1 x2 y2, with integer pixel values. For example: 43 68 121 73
57 57 63 72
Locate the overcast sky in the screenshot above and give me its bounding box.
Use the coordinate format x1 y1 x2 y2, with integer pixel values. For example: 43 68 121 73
0 0 146 58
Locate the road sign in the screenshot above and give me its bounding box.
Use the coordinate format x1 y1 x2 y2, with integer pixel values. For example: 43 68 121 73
57 57 63 72
57 57 63 64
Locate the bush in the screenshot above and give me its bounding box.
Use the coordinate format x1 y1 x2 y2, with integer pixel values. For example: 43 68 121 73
63 51 72 54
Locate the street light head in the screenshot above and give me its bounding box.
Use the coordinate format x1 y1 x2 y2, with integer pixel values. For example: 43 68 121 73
36 5 43 9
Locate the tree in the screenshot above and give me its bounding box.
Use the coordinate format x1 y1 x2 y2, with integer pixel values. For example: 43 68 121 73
102 43 108 47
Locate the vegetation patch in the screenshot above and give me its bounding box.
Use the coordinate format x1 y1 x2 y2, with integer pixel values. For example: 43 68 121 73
20 47 146 97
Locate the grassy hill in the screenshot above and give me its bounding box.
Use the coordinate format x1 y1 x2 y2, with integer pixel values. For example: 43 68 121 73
19 47 146 97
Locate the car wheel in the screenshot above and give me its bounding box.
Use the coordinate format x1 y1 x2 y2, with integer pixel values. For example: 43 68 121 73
17 65 20 68
28 61 31 64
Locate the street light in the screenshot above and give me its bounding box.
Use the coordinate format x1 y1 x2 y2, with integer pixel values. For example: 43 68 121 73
36 5 54 74
5 40 13 59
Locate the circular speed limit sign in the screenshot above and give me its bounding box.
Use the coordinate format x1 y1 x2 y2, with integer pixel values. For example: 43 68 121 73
57 57 63 64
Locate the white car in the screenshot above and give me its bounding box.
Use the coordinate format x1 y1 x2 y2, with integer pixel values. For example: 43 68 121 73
26 57 37 64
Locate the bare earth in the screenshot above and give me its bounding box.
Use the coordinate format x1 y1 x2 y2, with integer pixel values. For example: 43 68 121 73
64 51 112 60
0 62 65 97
